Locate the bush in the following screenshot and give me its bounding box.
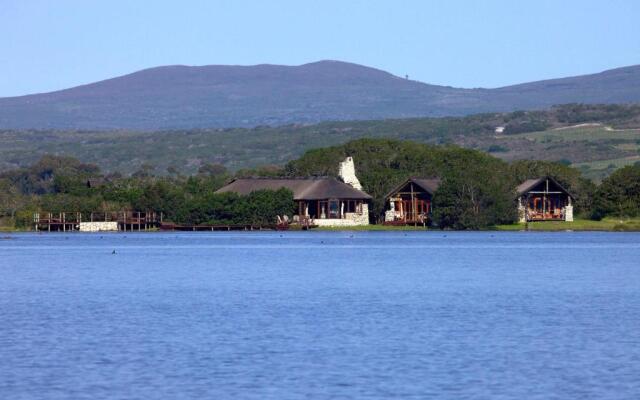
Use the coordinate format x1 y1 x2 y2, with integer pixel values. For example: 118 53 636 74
503 120 551 135
487 145 508 153
171 189 295 226
14 209 36 229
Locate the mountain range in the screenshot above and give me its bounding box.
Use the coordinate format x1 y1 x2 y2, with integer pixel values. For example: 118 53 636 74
1 60 640 130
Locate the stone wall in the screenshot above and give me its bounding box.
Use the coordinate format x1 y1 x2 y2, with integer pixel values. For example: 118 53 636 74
314 216 367 227
314 204 369 227
79 221 119 232
517 198 527 223
384 210 396 222
565 205 574 222
315 156 370 227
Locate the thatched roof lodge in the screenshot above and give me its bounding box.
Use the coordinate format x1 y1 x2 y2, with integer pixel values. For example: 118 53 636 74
517 176 574 222
216 158 372 226
384 177 440 225
216 177 370 201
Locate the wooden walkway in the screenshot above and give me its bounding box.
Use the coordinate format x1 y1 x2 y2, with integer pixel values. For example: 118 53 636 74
33 211 160 232
159 223 276 231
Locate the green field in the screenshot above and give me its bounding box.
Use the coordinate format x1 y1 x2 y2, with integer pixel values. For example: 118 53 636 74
572 155 640 181
504 125 639 181
515 125 640 142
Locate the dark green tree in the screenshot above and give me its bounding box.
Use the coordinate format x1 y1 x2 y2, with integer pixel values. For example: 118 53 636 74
591 165 640 219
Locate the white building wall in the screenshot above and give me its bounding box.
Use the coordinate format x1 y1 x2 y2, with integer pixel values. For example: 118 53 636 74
338 157 363 190
79 221 119 232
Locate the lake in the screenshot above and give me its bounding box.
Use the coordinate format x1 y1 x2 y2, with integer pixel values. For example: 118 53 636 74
1 231 639 399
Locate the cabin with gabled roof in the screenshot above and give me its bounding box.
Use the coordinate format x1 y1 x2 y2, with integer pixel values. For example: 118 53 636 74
384 177 440 225
517 176 574 222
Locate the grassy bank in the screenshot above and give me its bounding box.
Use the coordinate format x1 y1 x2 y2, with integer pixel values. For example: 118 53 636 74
317 218 640 232
315 224 429 231
0 217 20 232
3 219 640 233
494 218 640 232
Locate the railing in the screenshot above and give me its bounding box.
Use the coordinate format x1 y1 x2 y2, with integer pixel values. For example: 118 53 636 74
33 211 161 231
526 209 565 221
384 212 428 225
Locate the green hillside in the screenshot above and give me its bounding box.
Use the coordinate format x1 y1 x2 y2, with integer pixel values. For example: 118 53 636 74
1 104 639 180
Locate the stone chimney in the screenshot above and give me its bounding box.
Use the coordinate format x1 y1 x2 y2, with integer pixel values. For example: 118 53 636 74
338 156 362 190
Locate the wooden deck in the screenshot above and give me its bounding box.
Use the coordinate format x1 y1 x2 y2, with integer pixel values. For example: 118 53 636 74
159 222 318 231
160 223 270 231
34 211 160 232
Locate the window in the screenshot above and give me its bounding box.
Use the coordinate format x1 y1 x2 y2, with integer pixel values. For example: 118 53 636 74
345 200 356 213
329 200 340 219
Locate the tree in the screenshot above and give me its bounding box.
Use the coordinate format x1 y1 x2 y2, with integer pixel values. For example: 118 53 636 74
0 178 23 217
197 163 228 177
432 150 517 229
0 155 100 195
591 165 640 219
241 188 295 225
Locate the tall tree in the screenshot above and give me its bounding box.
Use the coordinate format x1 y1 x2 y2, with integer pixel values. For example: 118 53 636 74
591 165 640 219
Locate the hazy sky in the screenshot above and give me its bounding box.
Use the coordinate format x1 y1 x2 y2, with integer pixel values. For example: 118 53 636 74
1 0 639 97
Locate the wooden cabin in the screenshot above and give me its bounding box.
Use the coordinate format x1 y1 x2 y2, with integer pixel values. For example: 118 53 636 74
215 177 372 226
384 178 440 225
517 176 574 222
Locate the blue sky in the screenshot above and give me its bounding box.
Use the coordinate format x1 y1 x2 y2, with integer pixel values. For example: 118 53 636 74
1 0 639 97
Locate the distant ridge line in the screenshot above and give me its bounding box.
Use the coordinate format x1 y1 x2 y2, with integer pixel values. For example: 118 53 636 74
0 60 639 130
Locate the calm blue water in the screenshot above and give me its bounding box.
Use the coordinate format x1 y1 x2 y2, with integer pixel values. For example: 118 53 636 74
1 231 639 399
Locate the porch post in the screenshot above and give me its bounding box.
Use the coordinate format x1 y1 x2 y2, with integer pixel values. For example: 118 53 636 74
410 183 415 221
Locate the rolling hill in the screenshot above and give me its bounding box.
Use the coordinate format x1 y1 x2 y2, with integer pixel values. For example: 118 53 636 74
1 61 640 130
2 105 639 181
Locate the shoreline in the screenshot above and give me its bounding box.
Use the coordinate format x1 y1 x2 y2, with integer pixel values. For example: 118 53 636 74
2 218 640 233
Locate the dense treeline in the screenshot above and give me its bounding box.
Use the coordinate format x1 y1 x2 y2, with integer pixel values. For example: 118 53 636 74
555 103 640 127
1 139 639 230
0 156 294 228
285 139 601 228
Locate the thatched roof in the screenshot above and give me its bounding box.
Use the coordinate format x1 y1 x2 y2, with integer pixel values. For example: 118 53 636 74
516 176 573 197
410 178 441 195
215 177 372 200
385 177 441 199
516 179 541 195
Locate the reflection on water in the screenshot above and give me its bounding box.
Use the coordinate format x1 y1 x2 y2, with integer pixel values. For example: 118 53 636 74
1 232 639 399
